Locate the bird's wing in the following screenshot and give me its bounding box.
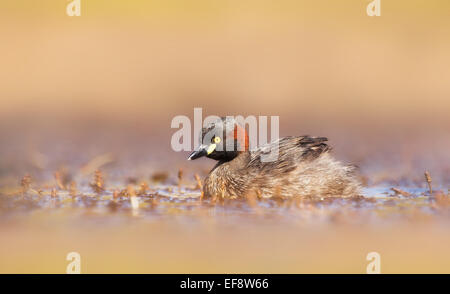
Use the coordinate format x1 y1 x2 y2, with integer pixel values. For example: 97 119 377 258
247 136 330 174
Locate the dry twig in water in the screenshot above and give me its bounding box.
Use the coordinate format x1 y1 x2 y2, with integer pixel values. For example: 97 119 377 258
177 168 183 189
391 187 411 197
138 182 149 196
20 174 32 194
54 168 71 190
194 174 204 200
54 172 65 190
113 189 119 199
69 181 77 197
90 170 105 194
424 171 433 195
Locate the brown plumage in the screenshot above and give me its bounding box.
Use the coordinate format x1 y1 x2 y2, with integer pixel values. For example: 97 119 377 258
188 117 361 198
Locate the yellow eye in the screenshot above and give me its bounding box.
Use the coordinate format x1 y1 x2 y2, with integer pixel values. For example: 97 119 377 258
214 137 221 144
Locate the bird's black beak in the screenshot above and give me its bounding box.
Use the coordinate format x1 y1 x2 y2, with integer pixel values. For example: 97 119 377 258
188 145 208 160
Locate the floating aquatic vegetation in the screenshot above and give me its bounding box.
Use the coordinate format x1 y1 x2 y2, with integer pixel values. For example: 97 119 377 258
424 171 433 195
90 170 105 194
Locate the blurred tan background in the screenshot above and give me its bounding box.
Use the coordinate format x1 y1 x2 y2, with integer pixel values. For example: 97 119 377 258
0 0 449 179
1 0 450 274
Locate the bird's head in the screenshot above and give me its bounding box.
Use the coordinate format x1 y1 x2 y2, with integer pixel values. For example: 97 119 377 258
188 117 249 162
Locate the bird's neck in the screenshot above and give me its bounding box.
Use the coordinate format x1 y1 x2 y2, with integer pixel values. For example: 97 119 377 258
216 151 250 168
